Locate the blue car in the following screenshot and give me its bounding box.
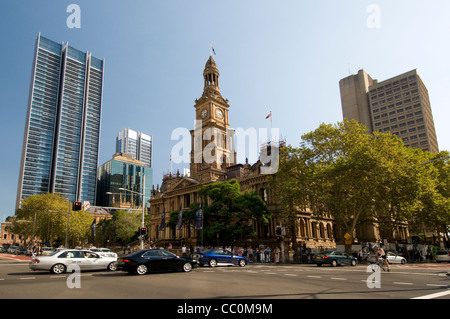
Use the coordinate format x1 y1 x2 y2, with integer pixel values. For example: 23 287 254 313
198 248 248 267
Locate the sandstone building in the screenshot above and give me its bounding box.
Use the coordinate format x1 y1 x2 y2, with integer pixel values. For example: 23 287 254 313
148 56 338 250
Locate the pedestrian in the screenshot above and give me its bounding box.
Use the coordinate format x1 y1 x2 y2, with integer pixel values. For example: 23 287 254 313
265 247 271 263
260 248 265 263
248 246 253 263
274 246 281 263
289 248 294 263
182 245 187 257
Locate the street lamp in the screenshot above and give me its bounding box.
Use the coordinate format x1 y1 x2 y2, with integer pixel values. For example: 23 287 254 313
420 155 450 165
118 175 146 250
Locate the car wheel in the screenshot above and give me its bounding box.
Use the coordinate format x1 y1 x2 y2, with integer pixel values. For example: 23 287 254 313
401 259 406 264
351 259 357 266
238 259 246 267
51 263 66 274
316 263 322 267
136 264 148 275
331 260 338 267
108 262 117 271
182 262 192 272
209 259 218 267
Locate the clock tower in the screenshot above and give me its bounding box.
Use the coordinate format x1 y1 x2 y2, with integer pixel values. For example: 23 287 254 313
190 56 236 182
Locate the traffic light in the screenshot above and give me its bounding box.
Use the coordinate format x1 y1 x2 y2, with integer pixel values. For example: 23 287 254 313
276 236 283 242
73 201 82 211
140 227 147 236
275 226 282 236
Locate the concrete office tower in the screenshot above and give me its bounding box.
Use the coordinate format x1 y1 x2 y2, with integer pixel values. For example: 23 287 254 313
16 33 104 208
340 69 439 153
116 128 153 168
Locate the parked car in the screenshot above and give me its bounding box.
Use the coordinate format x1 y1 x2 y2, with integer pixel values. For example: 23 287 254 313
14 246 27 255
88 248 118 258
7 246 18 254
435 250 450 263
29 249 118 274
386 252 406 264
41 247 55 256
312 251 357 267
1 245 10 253
197 248 248 267
117 249 198 275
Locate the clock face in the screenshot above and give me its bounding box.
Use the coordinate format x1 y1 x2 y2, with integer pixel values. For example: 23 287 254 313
215 108 223 119
201 109 208 118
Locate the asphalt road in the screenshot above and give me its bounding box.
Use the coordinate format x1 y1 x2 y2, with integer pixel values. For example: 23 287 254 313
0 254 449 301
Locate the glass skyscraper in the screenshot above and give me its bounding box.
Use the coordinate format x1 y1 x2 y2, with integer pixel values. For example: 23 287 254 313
96 153 152 210
116 128 153 168
16 33 104 208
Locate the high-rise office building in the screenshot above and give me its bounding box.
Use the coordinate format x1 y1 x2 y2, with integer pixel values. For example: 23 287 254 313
116 128 152 167
16 33 104 208
340 69 439 153
96 153 152 209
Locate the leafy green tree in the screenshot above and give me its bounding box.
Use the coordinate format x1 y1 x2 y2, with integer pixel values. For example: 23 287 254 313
411 151 450 245
14 193 93 247
271 119 437 252
194 179 270 246
111 210 141 245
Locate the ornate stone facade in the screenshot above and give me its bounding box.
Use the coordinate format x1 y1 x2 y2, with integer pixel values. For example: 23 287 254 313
148 56 338 250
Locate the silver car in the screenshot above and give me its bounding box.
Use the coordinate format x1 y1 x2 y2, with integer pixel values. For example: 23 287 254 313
88 248 118 258
29 249 118 274
436 250 450 263
386 252 406 264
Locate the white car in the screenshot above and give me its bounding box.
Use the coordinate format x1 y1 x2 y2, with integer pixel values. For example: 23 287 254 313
29 249 118 274
88 248 118 258
436 250 450 263
386 252 406 264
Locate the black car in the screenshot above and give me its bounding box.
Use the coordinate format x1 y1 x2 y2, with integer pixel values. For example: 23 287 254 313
312 251 358 267
117 249 198 275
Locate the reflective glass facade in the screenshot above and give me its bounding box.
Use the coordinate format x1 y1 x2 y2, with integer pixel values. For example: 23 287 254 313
96 155 152 210
16 34 104 208
116 128 153 167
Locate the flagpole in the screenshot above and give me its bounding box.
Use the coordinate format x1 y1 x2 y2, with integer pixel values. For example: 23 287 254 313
270 111 272 145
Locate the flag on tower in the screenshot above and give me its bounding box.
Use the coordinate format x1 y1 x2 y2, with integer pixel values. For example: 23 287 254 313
265 112 272 119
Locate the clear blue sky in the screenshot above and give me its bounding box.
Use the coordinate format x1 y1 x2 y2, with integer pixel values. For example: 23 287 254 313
1 0 450 221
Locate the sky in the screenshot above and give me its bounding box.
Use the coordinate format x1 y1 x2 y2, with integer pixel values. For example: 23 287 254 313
1 0 450 222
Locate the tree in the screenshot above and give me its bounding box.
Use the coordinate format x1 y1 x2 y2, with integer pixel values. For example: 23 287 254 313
271 119 434 252
195 179 271 246
411 151 450 246
14 193 94 247
111 210 141 245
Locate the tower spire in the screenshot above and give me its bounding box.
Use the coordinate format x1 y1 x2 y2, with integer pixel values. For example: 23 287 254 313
202 55 221 98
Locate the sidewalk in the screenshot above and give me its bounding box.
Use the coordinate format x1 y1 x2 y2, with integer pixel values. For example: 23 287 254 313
0 254 31 261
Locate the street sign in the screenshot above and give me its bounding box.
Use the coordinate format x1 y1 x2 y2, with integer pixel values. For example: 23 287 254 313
344 233 351 241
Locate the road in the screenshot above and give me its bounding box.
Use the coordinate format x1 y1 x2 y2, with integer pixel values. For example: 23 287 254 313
0 254 449 301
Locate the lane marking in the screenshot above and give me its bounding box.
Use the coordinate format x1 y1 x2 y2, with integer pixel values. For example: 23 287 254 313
331 277 347 280
394 282 413 285
412 289 450 299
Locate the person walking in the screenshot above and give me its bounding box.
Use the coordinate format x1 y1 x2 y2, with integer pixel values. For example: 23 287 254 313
288 248 294 263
